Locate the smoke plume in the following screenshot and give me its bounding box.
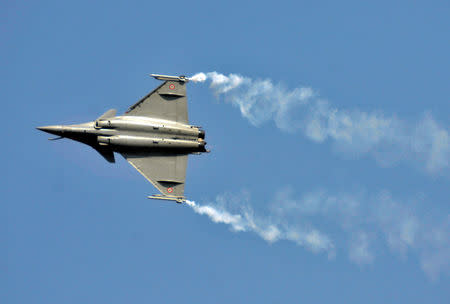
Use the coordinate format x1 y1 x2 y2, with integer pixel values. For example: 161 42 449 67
185 189 449 280
185 198 335 256
190 72 450 174
186 72 449 280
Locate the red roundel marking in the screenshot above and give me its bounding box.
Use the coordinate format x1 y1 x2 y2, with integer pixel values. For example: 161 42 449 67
167 187 174 193
169 84 175 90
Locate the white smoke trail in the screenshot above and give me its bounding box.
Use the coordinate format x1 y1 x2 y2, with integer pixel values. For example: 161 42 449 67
187 72 449 279
190 72 450 174
348 231 374 265
185 198 335 256
185 190 449 280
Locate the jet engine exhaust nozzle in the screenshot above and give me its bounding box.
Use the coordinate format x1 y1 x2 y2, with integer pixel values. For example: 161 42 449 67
198 130 205 139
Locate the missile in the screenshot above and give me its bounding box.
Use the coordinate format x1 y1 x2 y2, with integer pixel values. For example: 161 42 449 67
150 74 188 82
148 194 185 204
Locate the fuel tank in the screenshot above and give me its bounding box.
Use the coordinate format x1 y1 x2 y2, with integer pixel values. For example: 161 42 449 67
97 135 205 150
95 119 203 138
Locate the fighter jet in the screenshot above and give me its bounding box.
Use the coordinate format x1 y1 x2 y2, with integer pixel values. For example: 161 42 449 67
37 74 208 203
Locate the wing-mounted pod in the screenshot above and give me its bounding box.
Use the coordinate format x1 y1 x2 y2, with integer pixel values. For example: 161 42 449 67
150 74 187 98
150 74 189 82
148 194 186 204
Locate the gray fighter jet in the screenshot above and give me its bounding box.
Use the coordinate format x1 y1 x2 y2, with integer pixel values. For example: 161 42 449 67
37 74 208 203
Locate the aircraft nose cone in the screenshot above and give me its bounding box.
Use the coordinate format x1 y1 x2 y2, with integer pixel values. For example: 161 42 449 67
36 125 64 136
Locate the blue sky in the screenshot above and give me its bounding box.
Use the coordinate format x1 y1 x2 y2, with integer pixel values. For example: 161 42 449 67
3 0 449 303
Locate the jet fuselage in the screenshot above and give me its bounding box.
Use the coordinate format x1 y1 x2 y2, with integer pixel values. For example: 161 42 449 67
37 116 207 154
38 74 207 203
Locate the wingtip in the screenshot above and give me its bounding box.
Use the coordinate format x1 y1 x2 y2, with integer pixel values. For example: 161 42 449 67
150 74 189 82
148 195 186 204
